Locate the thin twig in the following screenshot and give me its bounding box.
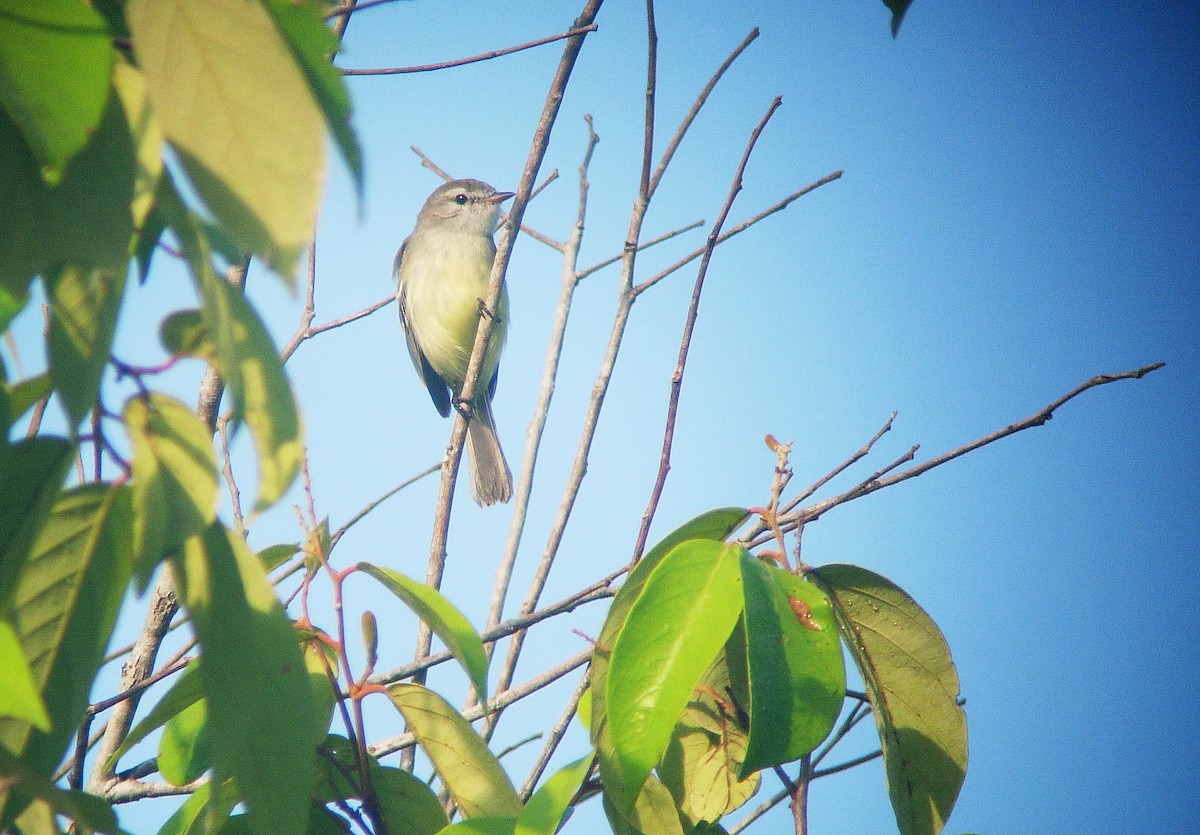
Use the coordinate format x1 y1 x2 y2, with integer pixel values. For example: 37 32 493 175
370 648 592 759
329 463 441 551
341 23 599 75
633 96 784 560
519 670 591 799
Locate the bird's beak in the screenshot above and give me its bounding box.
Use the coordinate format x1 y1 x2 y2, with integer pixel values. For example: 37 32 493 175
490 191 516 204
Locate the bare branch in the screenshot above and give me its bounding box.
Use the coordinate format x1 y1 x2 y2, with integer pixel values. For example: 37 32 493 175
341 23 600 75
633 96 784 559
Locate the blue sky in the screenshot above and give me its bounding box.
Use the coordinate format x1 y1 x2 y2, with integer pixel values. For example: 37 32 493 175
11 1 1196 833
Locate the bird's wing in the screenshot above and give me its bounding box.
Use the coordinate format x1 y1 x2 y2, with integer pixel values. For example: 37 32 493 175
395 240 452 417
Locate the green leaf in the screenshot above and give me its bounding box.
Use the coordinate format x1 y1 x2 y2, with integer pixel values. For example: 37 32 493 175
882 0 916 37
258 543 300 572
0 745 121 834
357 562 489 704
0 620 51 731
737 556 844 778
172 522 316 835
0 484 131 777
156 778 240 835
0 437 73 613
371 762 450 835
0 283 27 333
0 79 135 298
590 509 747 813
45 265 126 426
386 683 521 820
106 660 204 773
259 0 363 201
159 309 214 360
658 647 759 824
158 697 210 786
604 540 744 812
0 0 114 180
127 0 327 278
125 393 218 586
155 177 303 510
5 373 51 424
812 564 967 835
515 753 593 835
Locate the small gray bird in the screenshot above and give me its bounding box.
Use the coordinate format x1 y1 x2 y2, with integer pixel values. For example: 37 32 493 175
394 178 514 506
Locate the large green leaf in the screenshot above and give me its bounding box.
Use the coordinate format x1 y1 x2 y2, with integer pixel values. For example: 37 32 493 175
155 778 240 835
812 564 967 835
127 0 326 278
154 177 303 510
0 91 134 298
0 437 73 612
737 556 844 778
604 540 744 812
515 753 593 835
0 0 114 180
172 523 316 835
590 509 747 814
0 484 131 778
370 762 450 835
259 0 362 200
356 562 489 704
386 683 521 820
45 265 126 427
125 393 218 586
158 698 210 787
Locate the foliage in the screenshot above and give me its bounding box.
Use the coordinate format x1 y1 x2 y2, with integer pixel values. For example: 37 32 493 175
0 1 997 834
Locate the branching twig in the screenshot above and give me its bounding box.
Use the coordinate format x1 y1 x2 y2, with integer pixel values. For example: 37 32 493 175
633 95 783 559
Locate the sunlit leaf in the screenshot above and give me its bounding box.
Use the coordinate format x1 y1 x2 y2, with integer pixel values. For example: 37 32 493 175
44 264 126 426
813 564 967 835
386 683 521 819
0 0 114 179
159 309 213 360
0 621 50 731
515 753 593 835
127 0 326 278
0 484 131 778
158 698 210 786
173 523 315 835
590 509 747 813
111 54 164 230
154 177 303 509
436 819 516 835
357 562 489 704
260 0 363 200
605 539 744 811
737 556 844 778
125 393 218 586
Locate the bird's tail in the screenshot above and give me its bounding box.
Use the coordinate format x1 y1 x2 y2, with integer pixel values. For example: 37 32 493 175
465 396 512 506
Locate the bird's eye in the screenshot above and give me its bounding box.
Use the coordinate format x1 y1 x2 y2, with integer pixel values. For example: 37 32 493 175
454 193 469 205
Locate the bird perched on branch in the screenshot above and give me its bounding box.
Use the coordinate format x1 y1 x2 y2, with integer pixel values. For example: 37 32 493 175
394 178 515 506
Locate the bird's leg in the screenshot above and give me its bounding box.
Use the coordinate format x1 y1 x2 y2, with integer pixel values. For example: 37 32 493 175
476 297 501 322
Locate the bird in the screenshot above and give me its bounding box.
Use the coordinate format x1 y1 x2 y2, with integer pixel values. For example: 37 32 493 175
394 178 515 506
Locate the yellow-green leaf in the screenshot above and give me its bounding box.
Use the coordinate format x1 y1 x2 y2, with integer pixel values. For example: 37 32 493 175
172 523 315 835
813 564 967 835
127 0 326 278
386 683 521 819
125 393 218 586
0 620 51 731
46 265 126 426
